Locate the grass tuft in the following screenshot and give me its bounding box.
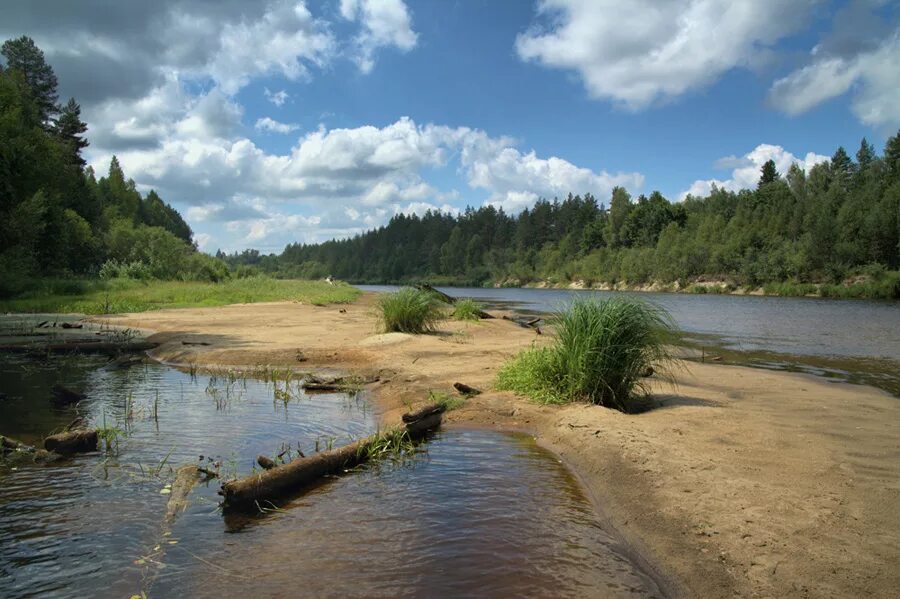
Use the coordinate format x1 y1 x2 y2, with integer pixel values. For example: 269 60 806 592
376 287 443 334
496 297 675 412
451 298 483 321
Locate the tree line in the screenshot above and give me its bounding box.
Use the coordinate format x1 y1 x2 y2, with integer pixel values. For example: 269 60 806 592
0 36 226 297
226 136 899 297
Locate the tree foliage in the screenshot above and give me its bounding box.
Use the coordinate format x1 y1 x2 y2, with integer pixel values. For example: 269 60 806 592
231 135 900 296
0 36 216 297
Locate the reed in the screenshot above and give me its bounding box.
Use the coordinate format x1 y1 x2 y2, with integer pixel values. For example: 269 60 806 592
376 287 443 333
496 297 676 411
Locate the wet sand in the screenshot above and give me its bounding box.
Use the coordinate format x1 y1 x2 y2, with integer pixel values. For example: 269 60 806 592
98 293 900 598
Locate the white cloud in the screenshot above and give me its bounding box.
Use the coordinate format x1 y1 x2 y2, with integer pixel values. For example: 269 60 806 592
255 117 301 134
264 88 290 107
196 1 335 94
86 111 643 250
458 137 644 212
516 0 816 109
680 144 829 199
768 31 900 128
194 233 212 251
340 0 418 73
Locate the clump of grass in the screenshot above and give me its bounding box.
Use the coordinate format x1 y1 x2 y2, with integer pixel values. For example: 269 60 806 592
496 297 675 412
428 390 466 411
451 298 483 321
359 427 416 460
376 287 442 333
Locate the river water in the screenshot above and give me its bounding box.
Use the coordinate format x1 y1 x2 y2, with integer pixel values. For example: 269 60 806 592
0 356 662 598
358 285 900 396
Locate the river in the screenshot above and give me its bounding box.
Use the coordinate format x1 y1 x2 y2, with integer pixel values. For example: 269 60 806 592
0 354 662 598
358 285 900 396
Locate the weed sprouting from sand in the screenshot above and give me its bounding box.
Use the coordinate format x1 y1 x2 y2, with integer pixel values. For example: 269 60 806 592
428 390 466 412
496 297 676 412
451 298 483 321
376 287 443 334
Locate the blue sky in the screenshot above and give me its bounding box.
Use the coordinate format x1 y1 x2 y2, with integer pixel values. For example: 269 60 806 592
1 0 898 253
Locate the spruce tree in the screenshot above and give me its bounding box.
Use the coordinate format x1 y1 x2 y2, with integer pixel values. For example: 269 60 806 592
55 98 89 167
1 36 58 125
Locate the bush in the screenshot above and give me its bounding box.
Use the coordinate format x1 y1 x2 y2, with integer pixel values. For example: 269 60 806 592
99 259 152 280
496 297 675 411
451 298 483 321
376 287 443 333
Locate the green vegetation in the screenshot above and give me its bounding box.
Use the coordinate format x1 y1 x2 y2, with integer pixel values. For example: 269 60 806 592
428 390 467 411
376 287 442 333
0 36 235 300
0 277 359 314
239 136 900 300
451 298 484 321
497 297 675 412
358 427 416 460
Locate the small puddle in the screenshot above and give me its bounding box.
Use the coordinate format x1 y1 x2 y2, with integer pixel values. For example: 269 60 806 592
0 356 661 598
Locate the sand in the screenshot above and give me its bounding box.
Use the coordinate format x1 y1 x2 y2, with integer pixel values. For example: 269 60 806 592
98 294 900 598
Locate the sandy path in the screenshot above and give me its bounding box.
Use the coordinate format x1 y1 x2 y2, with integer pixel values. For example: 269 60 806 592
99 294 900 598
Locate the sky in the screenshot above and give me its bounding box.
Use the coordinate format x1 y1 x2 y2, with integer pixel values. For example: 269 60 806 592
1 0 898 254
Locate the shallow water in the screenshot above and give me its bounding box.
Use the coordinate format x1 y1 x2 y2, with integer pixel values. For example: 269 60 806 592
358 285 900 395
0 357 660 598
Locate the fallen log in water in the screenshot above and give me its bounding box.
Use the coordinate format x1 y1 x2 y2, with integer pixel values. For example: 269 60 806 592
1 435 63 463
220 403 446 511
51 384 84 405
44 429 98 455
164 465 202 522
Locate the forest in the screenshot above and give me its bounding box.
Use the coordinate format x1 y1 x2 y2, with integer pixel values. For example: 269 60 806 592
0 36 227 298
227 136 900 298
2 36 898 301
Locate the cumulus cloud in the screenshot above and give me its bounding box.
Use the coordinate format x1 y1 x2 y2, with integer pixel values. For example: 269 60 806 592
768 31 900 128
340 0 418 73
86 110 642 250
255 117 301 134
516 0 816 109
264 88 290 106
0 1 336 106
680 144 829 199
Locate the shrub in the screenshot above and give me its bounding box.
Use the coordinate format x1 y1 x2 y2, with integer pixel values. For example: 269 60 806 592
451 298 483 321
376 287 443 333
496 297 675 411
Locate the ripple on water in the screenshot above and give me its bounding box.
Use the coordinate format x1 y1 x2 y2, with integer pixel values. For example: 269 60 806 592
1 357 661 598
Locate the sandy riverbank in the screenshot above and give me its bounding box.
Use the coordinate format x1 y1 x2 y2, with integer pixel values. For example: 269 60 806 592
97 293 900 598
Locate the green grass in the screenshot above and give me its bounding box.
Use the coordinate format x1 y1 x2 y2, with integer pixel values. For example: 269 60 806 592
0 276 360 314
376 287 443 333
450 298 483 321
496 297 675 412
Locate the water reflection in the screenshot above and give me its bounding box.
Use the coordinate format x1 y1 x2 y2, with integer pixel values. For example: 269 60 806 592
0 357 660 598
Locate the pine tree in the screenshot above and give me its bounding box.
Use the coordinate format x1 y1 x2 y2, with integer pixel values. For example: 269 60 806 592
856 138 875 170
55 98 89 167
1 36 59 125
758 160 780 188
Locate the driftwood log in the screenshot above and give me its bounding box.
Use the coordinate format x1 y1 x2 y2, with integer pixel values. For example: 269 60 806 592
165 465 202 522
44 429 98 455
1 435 62 463
221 403 445 511
415 284 494 319
51 385 84 405
453 382 481 396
